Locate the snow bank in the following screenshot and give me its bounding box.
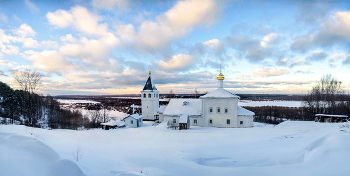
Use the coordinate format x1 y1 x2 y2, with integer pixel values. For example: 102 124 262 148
0 127 86 176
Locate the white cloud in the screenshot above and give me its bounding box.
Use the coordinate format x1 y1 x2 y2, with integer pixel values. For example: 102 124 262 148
159 54 196 71
0 59 16 67
0 13 8 23
260 33 281 47
21 50 75 74
252 68 289 77
24 0 39 13
91 0 128 10
330 53 344 60
59 36 120 71
46 6 108 36
21 38 40 48
116 0 221 50
60 34 76 43
1 45 19 55
41 40 59 49
204 39 220 49
15 24 36 37
291 11 350 51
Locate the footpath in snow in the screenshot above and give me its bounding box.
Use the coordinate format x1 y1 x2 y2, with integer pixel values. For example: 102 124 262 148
0 121 350 176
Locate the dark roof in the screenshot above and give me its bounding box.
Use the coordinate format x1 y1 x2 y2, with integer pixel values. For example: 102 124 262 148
143 76 157 90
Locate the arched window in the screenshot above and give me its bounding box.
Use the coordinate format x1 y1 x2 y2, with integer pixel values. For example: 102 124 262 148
209 107 213 113
225 108 228 113
131 120 133 124
194 119 197 124
143 93 146 98
148 93 151 98
209 119 213 124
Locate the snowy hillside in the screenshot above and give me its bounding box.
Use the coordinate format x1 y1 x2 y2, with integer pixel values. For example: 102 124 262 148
1 121 350 176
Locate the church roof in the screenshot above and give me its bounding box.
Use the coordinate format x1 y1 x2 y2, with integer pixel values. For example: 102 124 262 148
200 88 240 99
162 99 202 116
143 76 157 91
237 106 255 116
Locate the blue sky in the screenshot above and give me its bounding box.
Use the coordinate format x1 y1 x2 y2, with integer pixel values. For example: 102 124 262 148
0 0 350 95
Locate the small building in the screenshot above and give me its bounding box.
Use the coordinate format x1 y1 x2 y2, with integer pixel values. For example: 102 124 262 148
315 114 349 123
124 114 143 128
179 114 190 130
100 120 125 130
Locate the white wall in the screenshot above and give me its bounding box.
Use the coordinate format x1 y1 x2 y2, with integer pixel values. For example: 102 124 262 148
124 117 142 128
141 90 159 120
202 98 239 127
237 115 254 128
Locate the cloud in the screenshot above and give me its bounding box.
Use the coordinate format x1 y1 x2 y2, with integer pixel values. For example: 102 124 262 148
59 36 120 71
260 33 281 47
1 45 19 55
277 58 289 66
330 53 344 60
24 0 39 13
0 70 7 76
115 0 221 51
47 6 108 36
91 0 128 10
291 11 350 52
21 38 40 48
158 54 196 71
0 13 8 23
15 24 36 37
60 34 76 43
204 39 220 49
0 60 16 67
21 50 76 74
252 68 289 77
225 35 271 62
342 55 350 65
41 40 59 49
305 50 328 61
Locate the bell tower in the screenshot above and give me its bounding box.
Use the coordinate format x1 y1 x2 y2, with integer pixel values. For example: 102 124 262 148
141 71 159 120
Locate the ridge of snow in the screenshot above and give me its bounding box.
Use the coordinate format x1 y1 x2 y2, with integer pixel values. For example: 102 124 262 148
200 88 240 99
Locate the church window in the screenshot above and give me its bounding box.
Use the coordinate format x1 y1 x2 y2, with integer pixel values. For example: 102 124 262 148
148 94 151 98
240 121 243 125
173 119 176 123
227 119 230 124
131 120 133 124
225 108 228 113
209 119 213 124
217 108 220 113
194 119 197 124
143 94 146 98
209 107 213 113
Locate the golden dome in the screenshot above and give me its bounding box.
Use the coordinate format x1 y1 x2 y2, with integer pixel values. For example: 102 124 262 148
148 71 152 75
217 71 225 80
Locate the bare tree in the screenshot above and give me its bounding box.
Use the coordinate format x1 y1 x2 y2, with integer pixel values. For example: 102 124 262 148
14 68 43 93
14 69 44 126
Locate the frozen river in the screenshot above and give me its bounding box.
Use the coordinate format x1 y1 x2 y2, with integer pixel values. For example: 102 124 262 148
238 101 303 107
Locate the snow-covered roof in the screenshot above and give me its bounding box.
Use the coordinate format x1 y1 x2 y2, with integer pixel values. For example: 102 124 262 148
100 120 125 126
315 114 348 118
179 115 189 123
237 106 255 116
163 99 202 116
200 88 240 99
125 114 143 120
158 105 167 114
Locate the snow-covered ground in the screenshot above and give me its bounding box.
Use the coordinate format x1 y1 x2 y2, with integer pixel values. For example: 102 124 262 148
1 121 350 176
239 100 302 107
57 99 100 104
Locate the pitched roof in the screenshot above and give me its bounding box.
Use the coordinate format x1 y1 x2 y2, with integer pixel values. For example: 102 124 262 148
237 106 255 116
143 76 157 91
162 99 202 116
200 88 240 99
124 114 143 120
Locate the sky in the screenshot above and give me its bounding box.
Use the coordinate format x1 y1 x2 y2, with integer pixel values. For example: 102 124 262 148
0 0 350 95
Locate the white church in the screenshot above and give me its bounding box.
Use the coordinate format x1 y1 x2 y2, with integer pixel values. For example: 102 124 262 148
141 70 254 128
